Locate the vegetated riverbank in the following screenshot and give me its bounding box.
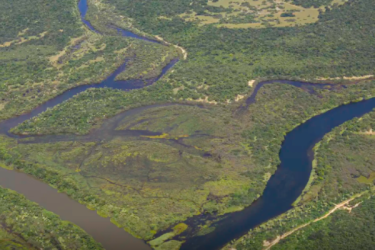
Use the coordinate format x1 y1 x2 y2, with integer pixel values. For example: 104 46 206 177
0 0 178 123
0 185 104 250
230 97 375 250
99 0 375 104
2 0 375 250
2 78 371 250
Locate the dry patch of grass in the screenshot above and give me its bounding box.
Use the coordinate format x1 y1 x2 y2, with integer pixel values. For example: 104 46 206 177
0 102 7 111
155 35 188 60
76 56 105 70
248 80 255 87
317 75 374 81
178 0 347 29
187 96 218 105
48 35 87 67
0 30 48 47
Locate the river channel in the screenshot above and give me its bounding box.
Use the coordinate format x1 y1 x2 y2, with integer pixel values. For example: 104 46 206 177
0 0 374 249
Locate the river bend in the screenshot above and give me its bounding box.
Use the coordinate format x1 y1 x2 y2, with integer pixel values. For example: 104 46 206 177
0 0 374 250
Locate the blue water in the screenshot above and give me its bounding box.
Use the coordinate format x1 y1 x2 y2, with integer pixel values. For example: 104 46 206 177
0 58 178 138
179 97 375 250
78 0 159 43
78 0 99 33
0 0 177 138
2 1 375 250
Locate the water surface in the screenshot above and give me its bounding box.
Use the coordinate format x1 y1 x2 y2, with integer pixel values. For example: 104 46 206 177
1 1 374 250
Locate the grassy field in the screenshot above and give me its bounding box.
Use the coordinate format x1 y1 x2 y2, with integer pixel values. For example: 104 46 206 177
178 0 347 28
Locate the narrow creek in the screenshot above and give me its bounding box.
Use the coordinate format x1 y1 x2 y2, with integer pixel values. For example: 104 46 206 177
0 0 374 249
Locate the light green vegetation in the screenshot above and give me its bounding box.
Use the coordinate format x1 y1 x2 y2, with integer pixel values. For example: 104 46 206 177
116 44 178 81
357 172 375 184
232 190 375 250
116 105 226 136
11 83 176 135
179 0 347 29
6 79 375 242
0 0 179 121
0 186 103 250
231 88 375 250
92 0 375 103
4 0 375 248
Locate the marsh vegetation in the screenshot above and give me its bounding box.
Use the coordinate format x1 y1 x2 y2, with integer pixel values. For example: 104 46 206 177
2 0 375 248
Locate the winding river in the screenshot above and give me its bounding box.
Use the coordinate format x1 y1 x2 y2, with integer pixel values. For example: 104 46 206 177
1 0 375 249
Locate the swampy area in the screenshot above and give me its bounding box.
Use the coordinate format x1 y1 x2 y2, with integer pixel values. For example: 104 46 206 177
1 0 375 249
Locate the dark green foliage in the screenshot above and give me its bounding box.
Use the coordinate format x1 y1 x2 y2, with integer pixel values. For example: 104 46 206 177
102 0 375 101
273 195 375 250
292 0 334 8
280 13 295 17
0 0 81 46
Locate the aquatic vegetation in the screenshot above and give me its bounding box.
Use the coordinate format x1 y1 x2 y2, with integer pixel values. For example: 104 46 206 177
3 0 375 248
5 79 375 244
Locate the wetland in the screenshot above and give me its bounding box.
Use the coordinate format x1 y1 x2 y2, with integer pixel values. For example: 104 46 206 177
1 0 375 249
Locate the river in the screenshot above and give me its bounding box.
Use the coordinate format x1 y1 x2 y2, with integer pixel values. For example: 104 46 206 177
0 0 374 249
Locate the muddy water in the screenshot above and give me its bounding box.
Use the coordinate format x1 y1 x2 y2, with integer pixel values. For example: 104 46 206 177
0 166 150 250
0 0 173 249
2 0 375 250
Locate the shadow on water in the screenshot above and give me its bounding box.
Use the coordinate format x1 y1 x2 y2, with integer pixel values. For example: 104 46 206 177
1 0 375 250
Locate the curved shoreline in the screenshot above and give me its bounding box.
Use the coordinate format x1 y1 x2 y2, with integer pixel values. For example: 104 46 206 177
178 95 375 250
2 1 375 250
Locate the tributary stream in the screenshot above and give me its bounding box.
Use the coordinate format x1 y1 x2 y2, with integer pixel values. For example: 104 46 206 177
0 0 375 249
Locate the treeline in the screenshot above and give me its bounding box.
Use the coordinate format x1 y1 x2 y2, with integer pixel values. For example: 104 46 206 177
12 81 176 135
102 0 375 102
0 0 176 124
292 0 333 8
232 83 375 249
272 193 375 250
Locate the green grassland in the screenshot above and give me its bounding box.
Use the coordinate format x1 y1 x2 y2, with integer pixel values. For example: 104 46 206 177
179 0 347 29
